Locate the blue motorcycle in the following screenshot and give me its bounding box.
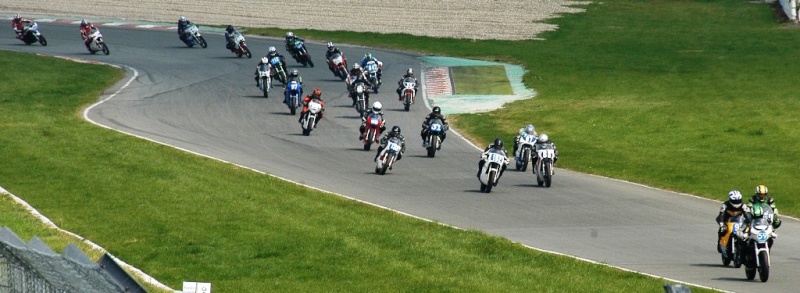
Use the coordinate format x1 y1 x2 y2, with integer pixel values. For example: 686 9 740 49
284 81 302 115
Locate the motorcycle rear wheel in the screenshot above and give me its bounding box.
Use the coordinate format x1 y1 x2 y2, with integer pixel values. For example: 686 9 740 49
745 266 756 280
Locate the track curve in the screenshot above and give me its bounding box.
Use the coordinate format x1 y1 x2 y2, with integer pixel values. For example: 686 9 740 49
3 23 800 292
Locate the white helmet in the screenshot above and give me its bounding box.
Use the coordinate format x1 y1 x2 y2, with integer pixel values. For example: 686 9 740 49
261 57 269 64
179 16 187 22
268 46 276 53
353 63 361 70
728 190 743 208
406 68 414 76
372 101 383 113
537 133 549 143
286 32 294 38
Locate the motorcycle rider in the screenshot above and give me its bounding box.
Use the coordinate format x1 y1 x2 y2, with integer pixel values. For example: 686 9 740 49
254 57 271 87
283 69 304 105
716 190 747 253
748 185 782 230
11 14 28 40
177 16 193 45
224 24 241 52
79 19 97 52
374 126 406 162
359 101 386 140
265 46 287 76
325 42 344 72
299 88 325 128
396 68 419 101
533 133 559 168
360 53 383 84
346 63 372 107
738 204 776 249
284 32 305 61
420 106 449 148
513 123 538 157
477 138 510 184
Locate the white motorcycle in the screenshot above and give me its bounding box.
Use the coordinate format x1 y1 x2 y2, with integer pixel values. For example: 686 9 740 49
365 60 381 93
86 28 109 55
534 142 556 187
300 99 322 136
375 137 403 175
257 63 272 98
740 205 776 282
514 134 537 171
479 149 508 193
19 21 47 46
182 23 207 48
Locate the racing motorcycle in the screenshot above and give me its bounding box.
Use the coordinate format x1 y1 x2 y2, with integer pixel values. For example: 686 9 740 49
300 98 323 136
231 32 251 58
270 56 287 85
718 214 745 268
534 142 556 187
741 205 775 282
479 149 508 193
361 113 384 151
328 53 348 80
364 60 380 93
375 137 402 175
514 133 536 171
257 62 272 98
284 80 302 115
400 77 416 111
181 23 207 48
19 20 47 46
352 80 368 116
86 27 110 55
291 39 314 67
423 118 447 158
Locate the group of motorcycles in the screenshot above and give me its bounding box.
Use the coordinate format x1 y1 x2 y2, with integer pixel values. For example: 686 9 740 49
14 20 110 54
478 133 556 193
717 204 777 282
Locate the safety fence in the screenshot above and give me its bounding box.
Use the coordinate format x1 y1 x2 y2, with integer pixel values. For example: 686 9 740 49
0 227 144 293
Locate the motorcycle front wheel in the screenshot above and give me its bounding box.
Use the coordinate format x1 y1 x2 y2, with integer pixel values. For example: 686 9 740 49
38 35 47 46
758 252 769 282
101 44 110 55
198 36 207 48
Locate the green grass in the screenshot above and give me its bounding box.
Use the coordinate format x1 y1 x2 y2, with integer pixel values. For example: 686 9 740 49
451 65 513 95
246 0 800 217
0 50 716 292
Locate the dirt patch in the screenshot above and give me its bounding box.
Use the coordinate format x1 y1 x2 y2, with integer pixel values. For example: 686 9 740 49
1 0 589 40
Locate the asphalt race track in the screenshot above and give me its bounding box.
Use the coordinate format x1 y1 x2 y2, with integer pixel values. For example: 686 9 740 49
3 23 799 292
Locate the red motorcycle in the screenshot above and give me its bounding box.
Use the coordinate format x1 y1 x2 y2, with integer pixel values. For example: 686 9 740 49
328 52 348 80
361 112 384 151
231 32 251 58
400 77 417 111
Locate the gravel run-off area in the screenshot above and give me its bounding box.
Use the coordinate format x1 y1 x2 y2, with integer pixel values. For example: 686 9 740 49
1 0 590 40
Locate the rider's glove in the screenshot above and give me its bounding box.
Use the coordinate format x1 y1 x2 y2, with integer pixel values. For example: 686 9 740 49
718 226 726 233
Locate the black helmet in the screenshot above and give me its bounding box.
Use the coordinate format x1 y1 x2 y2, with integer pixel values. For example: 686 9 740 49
493 138 503 150
226 25 234 33
391 126 401 136
432 106 441 115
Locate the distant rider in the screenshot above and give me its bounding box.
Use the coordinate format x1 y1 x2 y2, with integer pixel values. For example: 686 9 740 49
265 46 287 75
224 24 240 52
716 190 746 253
299 88 325 127
396 68 419 101
360 53 383 84
177 16 193 44
359 101 386 140
283 69 304 105
325 42 344 71
374 126 406 162
477 138 510 184
420 106 449 148
79 19 97 52
346 63 372 107
513 124 538 158
533 133 559 168
284 32 305 61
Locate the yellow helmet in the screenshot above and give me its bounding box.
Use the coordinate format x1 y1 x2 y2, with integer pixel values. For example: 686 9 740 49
754 184 768 201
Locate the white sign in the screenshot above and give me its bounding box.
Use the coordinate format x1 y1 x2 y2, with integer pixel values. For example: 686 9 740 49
182 281 211 293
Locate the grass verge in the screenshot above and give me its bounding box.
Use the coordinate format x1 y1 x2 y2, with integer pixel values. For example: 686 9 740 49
0 50 715 292
451 65 513 95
